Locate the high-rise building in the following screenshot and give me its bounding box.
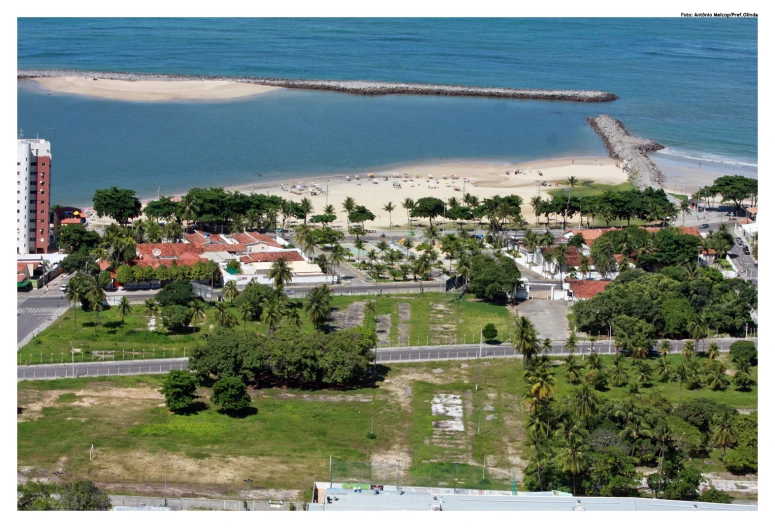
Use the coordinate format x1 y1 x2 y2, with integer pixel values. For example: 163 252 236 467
17 139 52 254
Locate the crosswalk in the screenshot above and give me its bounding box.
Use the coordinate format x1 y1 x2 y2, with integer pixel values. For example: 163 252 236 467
18 307 59 315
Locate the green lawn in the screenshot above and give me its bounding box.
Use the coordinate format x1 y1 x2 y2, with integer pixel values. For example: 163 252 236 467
546 181 636 199
20 293 513 364
18 351 755 497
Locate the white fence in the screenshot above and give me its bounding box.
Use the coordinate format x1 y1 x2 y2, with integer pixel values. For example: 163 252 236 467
109 494 302 511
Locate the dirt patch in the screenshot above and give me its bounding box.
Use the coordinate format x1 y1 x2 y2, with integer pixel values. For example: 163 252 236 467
17 389 62 422
428 302 457 344
272 392 373 403
378 369 450 411
375 314 392 345
370 447 412 484
397 302 411 344
331 301 366 330
71 386 164 408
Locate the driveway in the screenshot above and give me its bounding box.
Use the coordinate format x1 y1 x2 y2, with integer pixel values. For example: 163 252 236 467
514 298 570 340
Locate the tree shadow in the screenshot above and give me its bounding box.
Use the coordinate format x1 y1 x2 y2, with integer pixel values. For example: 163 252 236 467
218 406 258 418
177 400 209 415
103 321 122 330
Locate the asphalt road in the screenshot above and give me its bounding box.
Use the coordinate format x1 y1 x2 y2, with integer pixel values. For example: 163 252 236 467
16 293 71 344
17 338 756 381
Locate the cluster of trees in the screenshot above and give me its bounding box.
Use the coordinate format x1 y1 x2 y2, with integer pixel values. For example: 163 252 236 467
517 336 753 500
115 260 221 286
573 268 757 340
17 479 111 511
695 175 758 215
530 187 676 229
188 325 375 389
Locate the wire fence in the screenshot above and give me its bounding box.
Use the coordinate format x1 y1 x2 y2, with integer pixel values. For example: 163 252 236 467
18 347 189 366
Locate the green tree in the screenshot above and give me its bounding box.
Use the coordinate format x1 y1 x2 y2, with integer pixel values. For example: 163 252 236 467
482 323 498 342
573 381 600 421
342 196 356 228
305 284 333 331
157 281 196 306
64 280 82 331
467 253 521 302
699 487 733 504
159 370 199 413
144 196 178 222
348 205 376 228
56 223 101 253
92 186 142 225
729 341 757 366
410 197 445 227
117 296 132 339
240 301 253 330
142 298 159 337
565 332 579 355
188 299 206 333
383 201 395 227
211 376 252 415
511 315 539 365
223 279 238 302
562 355 583 384
711 412 736 454
162 305 193 333
213 301 236 328
710 175 757 215
733 371 754 391
59 479 112 511
402 197 415 228
17 481 60 511
554 434 587 496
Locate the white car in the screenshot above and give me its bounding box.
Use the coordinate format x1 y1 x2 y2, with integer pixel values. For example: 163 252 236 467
60 283 68 292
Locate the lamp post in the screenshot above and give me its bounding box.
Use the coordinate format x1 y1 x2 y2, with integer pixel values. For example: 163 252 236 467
453 462 459 493
244 478 253 496
697 246 702 266
607 321 612 354
70 341 74 377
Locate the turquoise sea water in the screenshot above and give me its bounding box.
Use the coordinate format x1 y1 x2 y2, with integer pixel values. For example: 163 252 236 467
17 18 757 205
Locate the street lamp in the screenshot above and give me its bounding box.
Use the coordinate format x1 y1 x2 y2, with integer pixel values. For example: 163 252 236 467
244 478 253 495
453 462 459 493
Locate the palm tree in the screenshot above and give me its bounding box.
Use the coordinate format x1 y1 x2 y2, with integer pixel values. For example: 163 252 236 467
653 421 672 499
81 276 105 334
383 202 395 227
578 255 591 278
145 221 163 243
299 197 314 224
305 284 332 331
574 381 600 421
611 360 629 387
143 298 159 337
530 196 543 226
565 176 580 190
681 340 695 359
527 368 556 402
268 257 294 292
554 244 569 282
659 339 672 358
687 316 708 354
711 412 736 454
415 256 432 293
526 411 551 440
323 204 336 216
342 196 356 228
620 412 652 457
64 281 82 331
565 332 579 355
705 363 728 391
541 338 553 356
680 198 690 226
562 355 582 384
554 434 587 496
656 358 673 383
707 342 720 361
402 198 415 229
240 301 253 330
328 243 346 284
223 280 238 303
586 352 603 372
634 360 652 385
214 302 231 327
354 238 365 262
117 296 132 339
675 362 689 404
364 300 377 331
188 299 205 333
511 316 539 366
260 294 286 335
163 221 182 243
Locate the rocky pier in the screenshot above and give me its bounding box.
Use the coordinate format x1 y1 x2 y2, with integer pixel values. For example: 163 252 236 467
18 70 618 103
587 114 665 188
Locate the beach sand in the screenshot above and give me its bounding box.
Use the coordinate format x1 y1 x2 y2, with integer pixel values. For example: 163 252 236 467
28 77 283 101
222 156 629 231
651 153 758 195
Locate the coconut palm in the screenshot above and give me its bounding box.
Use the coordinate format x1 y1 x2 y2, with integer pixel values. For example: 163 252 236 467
656 358 673 383
364 300 377 331
565 332 579 355
611 361 629 387
342 196 356 228
541 338 553 356
565 176 580 190
64 280 82 331
117 296 132 339
415 256 432 293
239 301 253 330
634 360 652 385
586 352 603 371
268 257 294 292
163 221 182 243
681 340 695 359
573 381 600 421
705 363 729 391
305 284 332 331
213 302 231 327
688 316 708 354
323 204 336 216
402 198 415 229
555 244 569 281
680 198 690 226
659 339 672 358
527 367 556 402
354 239 365 262
527 412 552 442
328 243 346 283
620 412 652 457
554 434 587 496
578 255 591 279
223 280 238 303
706 342 720 361
298 197 314 224
562 355 582 384
187 299 205 333
675 363 689 404
145 221 164 244
81 276 105 333
711 412 736 454
383 202 395 227
285 307 302 329
512 316 539 366
260 294 286 335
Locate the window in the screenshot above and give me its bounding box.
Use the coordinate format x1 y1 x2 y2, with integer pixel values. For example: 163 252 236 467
41 162 46 167
17 190 20 194
29 228 35 233
40 200 44 204
16 162 20 166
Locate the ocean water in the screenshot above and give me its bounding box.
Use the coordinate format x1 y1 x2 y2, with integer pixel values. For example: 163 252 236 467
17 18 757 204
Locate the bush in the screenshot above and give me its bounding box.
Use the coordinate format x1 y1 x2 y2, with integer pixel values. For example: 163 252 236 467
211 376 252 415
699 487 732 504
159 370 198 413
724 447 757 474
156 281 196 307
733 371 755 391
59 479 112 511
161 305 193 333
729 341 757 366
482 323 498 341
674 398 738 433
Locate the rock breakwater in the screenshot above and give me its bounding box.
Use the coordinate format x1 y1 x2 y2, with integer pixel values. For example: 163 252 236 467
18 70 618 103
587 114 665 188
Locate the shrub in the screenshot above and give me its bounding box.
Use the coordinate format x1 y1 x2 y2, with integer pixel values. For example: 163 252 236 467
729 341 757 366
482 323 498 341
674 398 738 433
211 376 252 415
159 370 198 413
724 447 757 474
59 479 112 511
699 487 732 503
161 305 193 333
733 371 755 391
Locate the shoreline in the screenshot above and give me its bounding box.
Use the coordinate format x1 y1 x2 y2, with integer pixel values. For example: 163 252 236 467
21 77 283 102
19 69 618 103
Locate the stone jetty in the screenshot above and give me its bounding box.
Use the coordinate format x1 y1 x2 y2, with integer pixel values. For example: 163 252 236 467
18 70 618 103
587 114 665 188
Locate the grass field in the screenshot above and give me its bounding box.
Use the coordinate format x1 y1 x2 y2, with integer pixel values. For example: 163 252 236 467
18 293 514 365
18 351 755 499
545 181 636 199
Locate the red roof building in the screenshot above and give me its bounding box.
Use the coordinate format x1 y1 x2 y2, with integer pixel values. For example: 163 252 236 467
566 280 612 302
240 251 304 264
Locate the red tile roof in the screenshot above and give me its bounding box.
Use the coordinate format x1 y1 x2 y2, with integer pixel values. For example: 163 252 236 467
240 251 304 263
569 228 619 246
197 243 247 254
17 264 27 273
61 218 83 224
98 259 111 271
644 226 701 238
245 231 282 247
17 274 27 282
567 280 612 299
544 245 583 267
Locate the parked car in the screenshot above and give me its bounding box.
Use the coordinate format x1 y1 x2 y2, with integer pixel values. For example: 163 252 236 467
138 281 151 290
59 283 68 292
149 280 162 290
124 282 140 291
699 224 709 229
743 248 751 255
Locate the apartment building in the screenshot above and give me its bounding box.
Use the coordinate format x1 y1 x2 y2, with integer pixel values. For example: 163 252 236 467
17 139 52 254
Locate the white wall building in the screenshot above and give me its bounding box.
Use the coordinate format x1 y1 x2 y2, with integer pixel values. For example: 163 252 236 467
17 139 52 254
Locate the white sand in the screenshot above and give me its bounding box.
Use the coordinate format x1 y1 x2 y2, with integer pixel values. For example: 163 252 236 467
225 156 629 231
29 77 282 101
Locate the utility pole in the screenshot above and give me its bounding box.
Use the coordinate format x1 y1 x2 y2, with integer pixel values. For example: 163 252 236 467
330 456 333 488
453 462 459 493
164 455 168 506
70 341 75 377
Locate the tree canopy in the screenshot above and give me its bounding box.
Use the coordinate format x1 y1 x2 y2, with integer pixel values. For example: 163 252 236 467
92 187 142 225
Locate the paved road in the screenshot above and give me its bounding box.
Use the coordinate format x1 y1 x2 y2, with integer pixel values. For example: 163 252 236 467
17 293 71 344
18 338 756 381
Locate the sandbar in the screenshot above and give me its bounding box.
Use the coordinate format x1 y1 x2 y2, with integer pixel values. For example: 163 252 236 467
27 77 283 101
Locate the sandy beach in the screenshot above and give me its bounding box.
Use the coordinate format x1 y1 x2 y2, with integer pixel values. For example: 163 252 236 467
221 156 629 231
27 77 283 101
